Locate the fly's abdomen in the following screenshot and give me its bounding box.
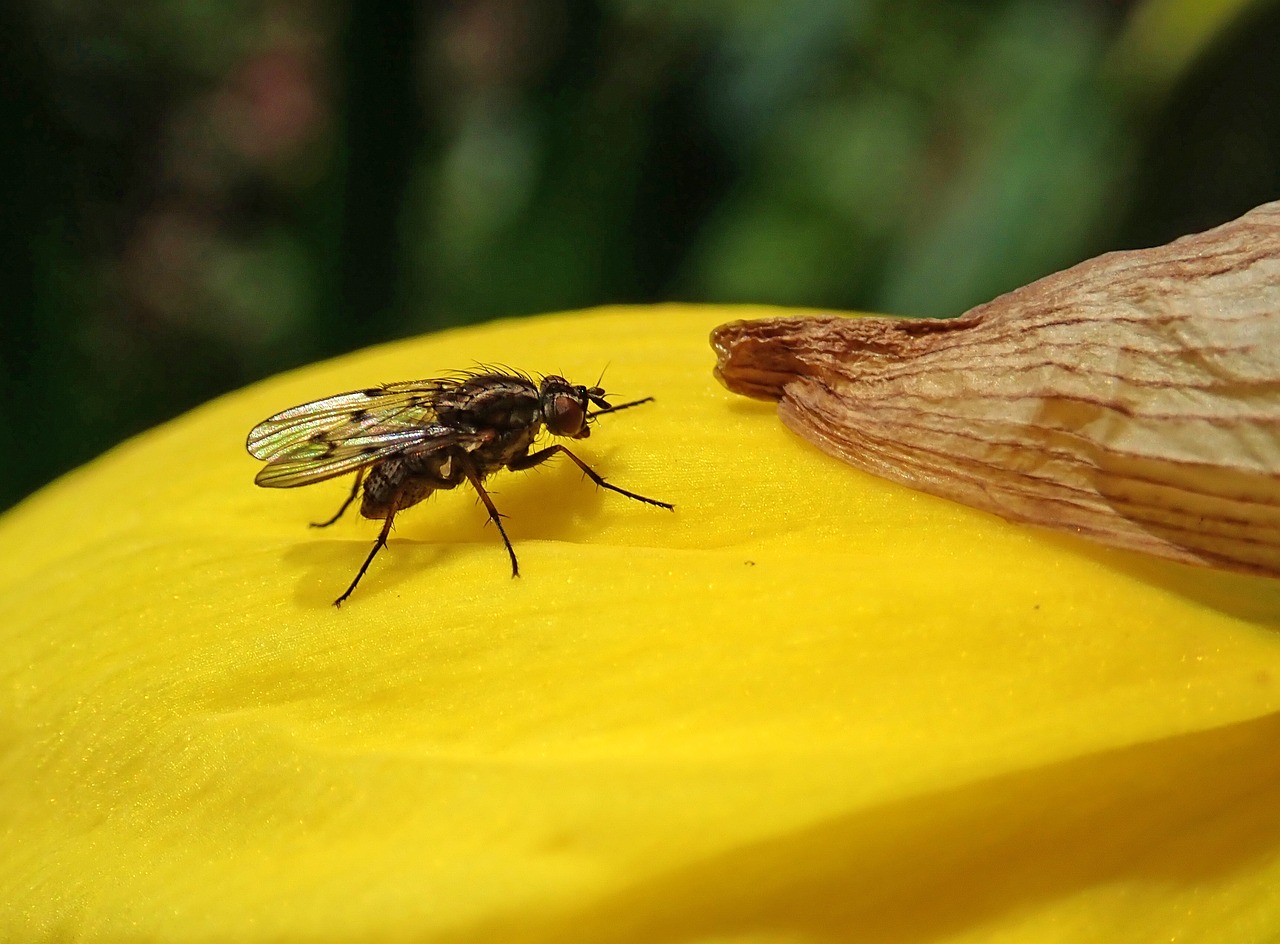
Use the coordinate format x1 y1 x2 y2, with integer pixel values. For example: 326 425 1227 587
360 459 431 518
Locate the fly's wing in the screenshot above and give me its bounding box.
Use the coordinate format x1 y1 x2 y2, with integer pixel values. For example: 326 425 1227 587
247 380 478 488
247 380 456 460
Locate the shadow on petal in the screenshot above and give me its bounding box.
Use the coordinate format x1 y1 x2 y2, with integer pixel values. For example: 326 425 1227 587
453 710 1280 944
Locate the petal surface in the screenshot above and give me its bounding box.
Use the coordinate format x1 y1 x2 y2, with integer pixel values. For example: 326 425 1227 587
2 305 1280 943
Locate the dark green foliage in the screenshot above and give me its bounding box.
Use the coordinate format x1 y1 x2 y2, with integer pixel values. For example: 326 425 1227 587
2 0 1278 509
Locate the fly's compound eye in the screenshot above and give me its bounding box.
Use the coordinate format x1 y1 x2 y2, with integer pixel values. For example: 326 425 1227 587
546 392 587 437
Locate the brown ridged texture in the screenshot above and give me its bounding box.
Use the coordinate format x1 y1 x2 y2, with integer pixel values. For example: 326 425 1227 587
711 200 1280 577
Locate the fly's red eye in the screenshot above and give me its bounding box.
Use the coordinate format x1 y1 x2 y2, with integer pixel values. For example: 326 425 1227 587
547 393 586 436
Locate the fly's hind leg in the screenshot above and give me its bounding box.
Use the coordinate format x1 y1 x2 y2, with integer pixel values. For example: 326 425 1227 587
333 509 395 607
311 469 365 528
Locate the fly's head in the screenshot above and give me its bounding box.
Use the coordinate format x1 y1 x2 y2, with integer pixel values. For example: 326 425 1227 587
539 375 611 439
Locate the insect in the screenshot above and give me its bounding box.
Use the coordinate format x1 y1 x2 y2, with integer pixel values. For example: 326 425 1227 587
246 369 672 606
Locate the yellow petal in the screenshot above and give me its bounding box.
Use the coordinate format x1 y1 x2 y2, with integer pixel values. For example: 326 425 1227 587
2 304 1280 943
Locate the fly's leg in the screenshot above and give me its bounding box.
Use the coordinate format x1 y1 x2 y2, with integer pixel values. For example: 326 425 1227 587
311 469 365 528
459 456 520 577
509 445 673 509
333 510 395 607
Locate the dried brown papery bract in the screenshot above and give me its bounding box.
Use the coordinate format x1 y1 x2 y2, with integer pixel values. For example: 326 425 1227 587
712 201 1280 577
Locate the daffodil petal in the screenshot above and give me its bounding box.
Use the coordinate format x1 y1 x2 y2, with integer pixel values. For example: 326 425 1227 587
3 305 1280 942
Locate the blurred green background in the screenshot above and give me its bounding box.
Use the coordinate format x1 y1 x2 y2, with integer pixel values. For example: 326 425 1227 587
2 0 1278 512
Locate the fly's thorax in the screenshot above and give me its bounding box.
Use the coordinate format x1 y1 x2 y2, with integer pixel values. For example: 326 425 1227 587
473 424 541 476
435 374 542 432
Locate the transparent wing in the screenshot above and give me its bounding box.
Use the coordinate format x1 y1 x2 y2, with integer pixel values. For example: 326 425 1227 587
253 426 486 488
247 379 478 489
246 380 455 461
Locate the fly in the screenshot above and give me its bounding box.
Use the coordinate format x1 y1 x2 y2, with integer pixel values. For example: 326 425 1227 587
246 370 673 606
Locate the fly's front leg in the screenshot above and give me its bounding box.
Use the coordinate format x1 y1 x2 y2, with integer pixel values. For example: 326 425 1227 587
509 445 673 509
459 455 521 577
311 469 365 528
